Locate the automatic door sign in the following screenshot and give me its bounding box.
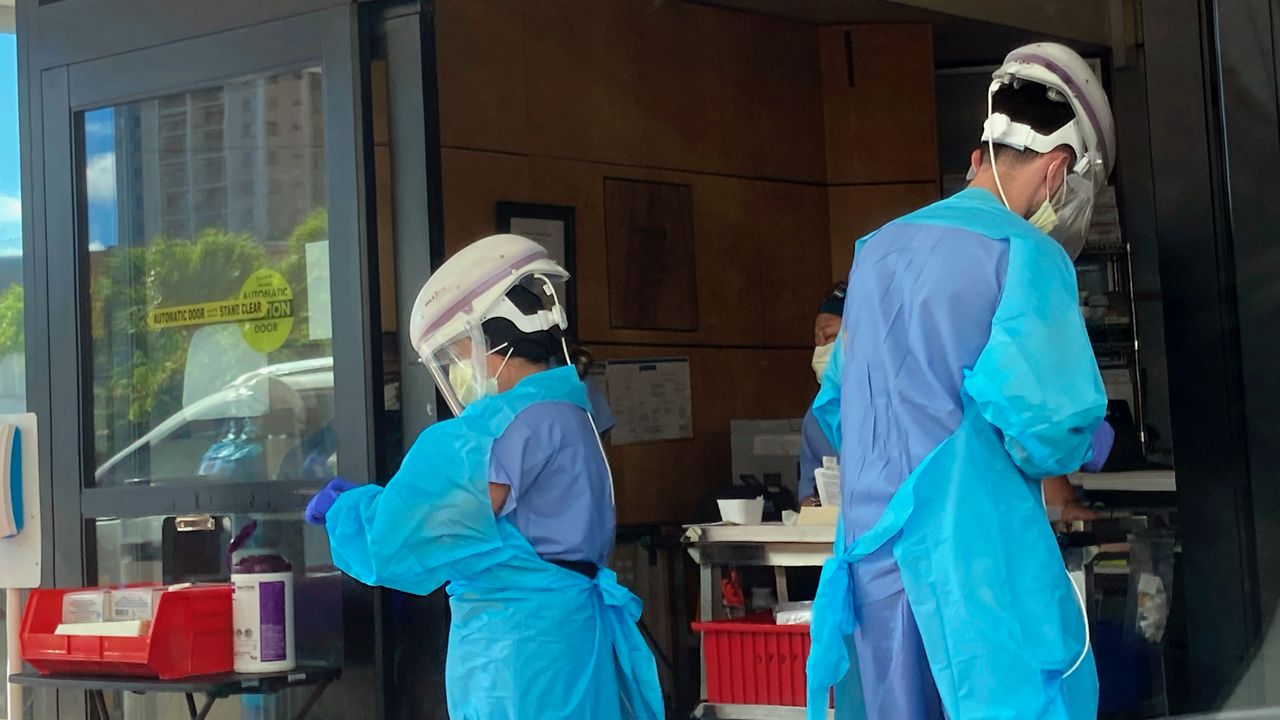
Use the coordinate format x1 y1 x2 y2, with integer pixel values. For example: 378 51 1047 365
237 269 294 353
146 298 267 329
145 268 294 354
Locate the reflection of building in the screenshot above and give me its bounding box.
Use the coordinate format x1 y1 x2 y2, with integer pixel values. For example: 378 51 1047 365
113 68 324 248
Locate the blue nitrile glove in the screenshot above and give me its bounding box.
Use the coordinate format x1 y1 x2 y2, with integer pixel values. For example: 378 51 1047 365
304 478 359 525
1081 421 1115 473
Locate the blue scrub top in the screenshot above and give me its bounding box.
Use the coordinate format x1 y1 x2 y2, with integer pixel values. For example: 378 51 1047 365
799 409 836 502
490 400 616 567
585 377 616 435
839 217 1009 603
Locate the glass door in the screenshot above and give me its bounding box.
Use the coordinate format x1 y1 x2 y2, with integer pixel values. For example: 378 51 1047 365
31 7 383 719
84 68 333 492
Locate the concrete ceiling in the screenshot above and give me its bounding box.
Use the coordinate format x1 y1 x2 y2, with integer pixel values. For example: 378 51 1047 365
687 0 1115 66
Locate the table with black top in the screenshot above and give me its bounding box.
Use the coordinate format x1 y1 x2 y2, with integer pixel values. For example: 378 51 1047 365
9 665 340 720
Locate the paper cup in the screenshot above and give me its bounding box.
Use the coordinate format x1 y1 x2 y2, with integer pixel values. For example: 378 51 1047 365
717 497 764 525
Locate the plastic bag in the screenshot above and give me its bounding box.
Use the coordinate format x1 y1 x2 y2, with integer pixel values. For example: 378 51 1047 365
1126 529 1175 643
774 601 813 626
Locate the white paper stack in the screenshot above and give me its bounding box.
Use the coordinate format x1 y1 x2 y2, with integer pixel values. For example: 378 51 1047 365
54 620 151 638
814 456 841 509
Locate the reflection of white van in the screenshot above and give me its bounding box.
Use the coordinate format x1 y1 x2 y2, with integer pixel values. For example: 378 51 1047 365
95 357 335 487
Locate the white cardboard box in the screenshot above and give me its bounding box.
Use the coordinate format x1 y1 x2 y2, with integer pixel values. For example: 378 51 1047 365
110 588 165 621
61 590 110 624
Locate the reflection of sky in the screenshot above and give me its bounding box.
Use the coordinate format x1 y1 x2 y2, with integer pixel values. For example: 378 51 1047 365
0 34 113 255
83 107 118 249
0 35 22 258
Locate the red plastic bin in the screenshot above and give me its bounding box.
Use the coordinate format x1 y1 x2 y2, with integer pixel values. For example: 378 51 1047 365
693 613 829 708
20 585 234 679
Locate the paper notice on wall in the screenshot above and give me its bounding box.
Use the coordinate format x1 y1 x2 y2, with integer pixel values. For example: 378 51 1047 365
752 433 802 457
306 241 333 341
604 358 693 445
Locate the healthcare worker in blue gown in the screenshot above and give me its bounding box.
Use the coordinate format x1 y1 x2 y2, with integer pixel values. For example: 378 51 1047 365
807 44 1118 720
304 234 663 720
799 282 846 506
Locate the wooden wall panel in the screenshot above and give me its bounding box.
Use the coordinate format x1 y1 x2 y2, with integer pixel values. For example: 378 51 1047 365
440 149 533 256
441 149 830 348
821 24 939 185
372 60 396 331
593 345 815 526
432 6 941 526
603 179 699 331
435 0 826 182
371 60 390 147
827 182 940 282
375 147 398 332
435 0 528 154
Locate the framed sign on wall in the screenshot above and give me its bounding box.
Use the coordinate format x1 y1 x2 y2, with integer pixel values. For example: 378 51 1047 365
496 202 577 337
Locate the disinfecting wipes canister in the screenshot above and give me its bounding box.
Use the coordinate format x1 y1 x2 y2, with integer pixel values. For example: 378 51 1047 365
232 554 295 673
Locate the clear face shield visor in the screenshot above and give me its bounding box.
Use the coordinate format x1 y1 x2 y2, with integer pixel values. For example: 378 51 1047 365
419 274 570 416
1047 155 1105 259
422 322 513 417
982 78 1106 260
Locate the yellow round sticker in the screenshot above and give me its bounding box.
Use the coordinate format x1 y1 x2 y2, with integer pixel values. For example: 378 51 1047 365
238 269 294 353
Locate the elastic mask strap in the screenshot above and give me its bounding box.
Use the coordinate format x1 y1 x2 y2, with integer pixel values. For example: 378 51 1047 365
1042 164 1056 210
492 346 513 379
987 80 1013 211
587 413 616 506
1042 483 1093 677
564 335 617 505
536 273 569 331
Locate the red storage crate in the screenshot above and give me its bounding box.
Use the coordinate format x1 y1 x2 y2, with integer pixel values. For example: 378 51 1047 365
20 585 234 679
693 613 829 708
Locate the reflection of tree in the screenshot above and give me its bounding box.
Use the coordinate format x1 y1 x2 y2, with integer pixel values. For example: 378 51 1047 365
92 230 265 446
88 211 329 460
277 208 327 345
0 284 23 356
0 211 332 459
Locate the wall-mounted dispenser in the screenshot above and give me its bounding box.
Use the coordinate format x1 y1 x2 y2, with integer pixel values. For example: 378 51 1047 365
0 422 24 539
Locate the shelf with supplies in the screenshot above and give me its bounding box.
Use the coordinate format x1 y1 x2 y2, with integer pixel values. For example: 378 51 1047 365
1078 245 1129 259
1091 340 1139 353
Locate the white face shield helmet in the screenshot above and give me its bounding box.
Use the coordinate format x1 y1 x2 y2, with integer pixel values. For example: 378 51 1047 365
979 43 1117 258
408 234 570 416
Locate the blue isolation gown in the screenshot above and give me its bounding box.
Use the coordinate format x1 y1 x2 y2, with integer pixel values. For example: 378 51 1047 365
807 188 1107 720
325 366 663 720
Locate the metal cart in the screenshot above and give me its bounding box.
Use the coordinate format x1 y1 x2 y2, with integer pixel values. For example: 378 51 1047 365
684 522 835 720
9 666 340 720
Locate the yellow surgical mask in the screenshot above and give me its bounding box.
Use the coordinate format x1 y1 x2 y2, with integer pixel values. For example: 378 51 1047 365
1029 165 1067 233
448 361 494 407
447 345 512 408
812 342 836 384
1029 196 1058 233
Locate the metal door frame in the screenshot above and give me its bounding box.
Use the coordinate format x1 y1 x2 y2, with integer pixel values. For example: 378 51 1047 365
17 2 387 717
